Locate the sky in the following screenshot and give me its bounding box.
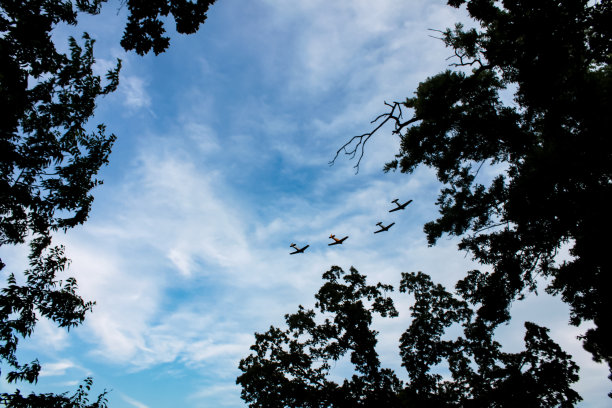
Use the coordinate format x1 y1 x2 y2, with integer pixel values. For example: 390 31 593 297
1 0 610 407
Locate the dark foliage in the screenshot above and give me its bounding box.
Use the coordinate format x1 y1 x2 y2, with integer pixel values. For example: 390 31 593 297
0 377 108 408
238 266 402 408
0 0 121 387
0 0 215 403
120 0 217 55
238 267 581 407
333 0 612 388
0 246 95 386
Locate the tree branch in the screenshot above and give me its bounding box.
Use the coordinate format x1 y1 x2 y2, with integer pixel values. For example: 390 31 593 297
329 101 418 173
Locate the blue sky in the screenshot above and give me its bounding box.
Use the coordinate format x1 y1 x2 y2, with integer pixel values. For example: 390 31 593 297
1 1 610 407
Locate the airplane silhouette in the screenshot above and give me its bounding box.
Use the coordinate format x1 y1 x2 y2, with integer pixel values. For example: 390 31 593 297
328 234 348 246
289 243 309 254
374 222 395 233
389 199 413 212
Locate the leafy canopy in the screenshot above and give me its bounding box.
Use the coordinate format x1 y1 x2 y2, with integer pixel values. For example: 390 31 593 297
238 267 581 407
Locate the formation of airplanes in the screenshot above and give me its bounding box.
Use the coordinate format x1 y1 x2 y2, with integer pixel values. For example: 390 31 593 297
289 198 412 254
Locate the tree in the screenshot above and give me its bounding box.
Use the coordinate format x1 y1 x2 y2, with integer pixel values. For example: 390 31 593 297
0 0 215 402
331 0 612 386
0 377 108 408
238 266 581 407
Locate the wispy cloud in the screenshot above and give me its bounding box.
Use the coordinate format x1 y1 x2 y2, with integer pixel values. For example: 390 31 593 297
122 394 150 408
39 360 76 377
121 75 151 110
189 383 243 407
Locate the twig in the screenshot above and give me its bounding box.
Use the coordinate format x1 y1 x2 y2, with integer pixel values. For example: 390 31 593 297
473 159 486 179
329 101 418 173
471 222 506 236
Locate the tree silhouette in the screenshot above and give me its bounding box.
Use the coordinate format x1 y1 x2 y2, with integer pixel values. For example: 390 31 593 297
1 0 215 402
0 377 108 408
120 0 216 55
332 0 612 388
238 266 581 407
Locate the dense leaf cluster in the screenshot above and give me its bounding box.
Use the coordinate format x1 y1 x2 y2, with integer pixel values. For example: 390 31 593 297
239 266 402 407
238 267 581 407
1 247 95 385
0 377 108 408
120 0 217 55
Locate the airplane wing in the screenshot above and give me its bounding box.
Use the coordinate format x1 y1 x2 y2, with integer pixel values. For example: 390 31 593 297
290 245 309 254
390 201 412 211
329 236 347 245
375 225 393 233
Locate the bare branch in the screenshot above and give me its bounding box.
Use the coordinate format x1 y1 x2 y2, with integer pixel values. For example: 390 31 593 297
473 159 486 179
471 222 506 236
329 101 418 173
427 28 445 41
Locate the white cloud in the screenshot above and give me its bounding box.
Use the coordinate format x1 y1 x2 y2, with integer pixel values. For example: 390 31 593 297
39 360 76 377
121 75 151 110
59 134 422 371
28 318 71 352
184 123 221 154
93 57 119 79
189 383 243 407
258 0 466 96
61 238 163 365
122 394 150 408
59 380 80 387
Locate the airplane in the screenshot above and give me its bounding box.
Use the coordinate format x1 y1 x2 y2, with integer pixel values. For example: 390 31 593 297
374 222 395 233
389 199 413 212
289 243 309 255
328 234 348 246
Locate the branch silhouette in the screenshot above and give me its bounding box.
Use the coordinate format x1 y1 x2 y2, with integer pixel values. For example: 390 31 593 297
329 101 418 173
